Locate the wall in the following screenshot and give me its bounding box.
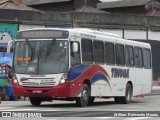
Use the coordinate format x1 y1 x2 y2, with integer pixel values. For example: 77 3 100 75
0 23 18 58
0 23 18 46
19 24 45 30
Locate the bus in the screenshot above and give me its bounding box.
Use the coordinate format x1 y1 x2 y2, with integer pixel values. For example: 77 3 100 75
12 28 152 107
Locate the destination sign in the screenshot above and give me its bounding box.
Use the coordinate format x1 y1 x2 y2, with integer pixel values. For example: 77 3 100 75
16 30 69 39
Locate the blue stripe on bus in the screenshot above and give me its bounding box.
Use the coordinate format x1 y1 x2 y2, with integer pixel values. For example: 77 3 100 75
67 64 90 81
90 72 109 84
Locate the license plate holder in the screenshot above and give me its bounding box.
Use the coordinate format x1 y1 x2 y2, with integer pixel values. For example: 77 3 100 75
32 90 42 93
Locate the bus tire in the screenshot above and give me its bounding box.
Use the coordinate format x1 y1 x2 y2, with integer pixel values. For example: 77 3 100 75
76 84 89 107
1 88 8 101
29 97 42 106
114 97 121 104
88 97 95 105
120 83 132 104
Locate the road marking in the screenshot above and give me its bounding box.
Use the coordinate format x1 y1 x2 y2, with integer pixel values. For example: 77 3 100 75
2 109 39 111
123 117 152 120
46 119 57 120
75 107 141 111
0 107 146 112
94 117 113 119
95 117 153 120
0 107 14 110
2 108 62 111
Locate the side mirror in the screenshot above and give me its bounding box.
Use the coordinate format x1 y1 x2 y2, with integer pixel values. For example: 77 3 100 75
72 42 78 52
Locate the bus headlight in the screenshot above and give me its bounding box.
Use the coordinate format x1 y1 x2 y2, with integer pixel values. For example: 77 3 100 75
14 79 18 84
12 75 19 84
59 73 67 84
59 79 65 84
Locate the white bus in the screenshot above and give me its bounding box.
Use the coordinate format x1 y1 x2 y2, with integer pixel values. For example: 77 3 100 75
12 28 152 107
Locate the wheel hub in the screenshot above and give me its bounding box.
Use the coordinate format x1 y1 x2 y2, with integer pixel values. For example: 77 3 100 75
82 90 88 101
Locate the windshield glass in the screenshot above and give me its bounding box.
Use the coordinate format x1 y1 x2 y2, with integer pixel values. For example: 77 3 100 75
14 40 69 74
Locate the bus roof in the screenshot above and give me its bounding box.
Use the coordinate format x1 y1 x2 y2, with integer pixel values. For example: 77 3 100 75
68 28 150 48
17 28 151 48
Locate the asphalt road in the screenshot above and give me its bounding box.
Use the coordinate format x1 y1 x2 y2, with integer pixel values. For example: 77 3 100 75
0 95 160 119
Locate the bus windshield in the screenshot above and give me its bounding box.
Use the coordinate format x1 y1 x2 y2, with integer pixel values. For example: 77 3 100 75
14 40 69 74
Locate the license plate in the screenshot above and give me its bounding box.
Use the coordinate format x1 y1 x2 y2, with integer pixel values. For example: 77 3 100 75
32 90 42 93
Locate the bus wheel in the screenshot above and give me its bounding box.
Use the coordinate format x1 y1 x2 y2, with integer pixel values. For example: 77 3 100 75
88 97 95 105
1 88 8 101
121 84 132 104
29 97 42 106
114 97 121 104
76 84 89 107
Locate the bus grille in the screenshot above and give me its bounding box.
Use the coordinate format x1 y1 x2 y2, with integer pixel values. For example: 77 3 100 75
21 81 56 87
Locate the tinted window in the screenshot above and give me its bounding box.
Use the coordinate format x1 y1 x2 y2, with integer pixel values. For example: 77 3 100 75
125 46 134 66
93 40 104 64
115 44 125 65
143 49 151 69
81 38 93 63
105 42 115 64
134 47 143 68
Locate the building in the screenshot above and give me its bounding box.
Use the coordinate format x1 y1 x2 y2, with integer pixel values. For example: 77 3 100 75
0 0 39 11
22 0 98 12
98 0 160 16
0 0 41 58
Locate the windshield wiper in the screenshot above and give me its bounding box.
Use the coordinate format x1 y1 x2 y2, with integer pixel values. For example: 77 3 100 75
25 39 35 60
46 39 56 56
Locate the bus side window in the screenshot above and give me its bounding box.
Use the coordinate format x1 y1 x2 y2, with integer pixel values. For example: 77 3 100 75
134 47 143 68
93 40 104 64
81 38 93 63
115 44 125 66
105 42 115 65
125 46 134 67
143 48 151 69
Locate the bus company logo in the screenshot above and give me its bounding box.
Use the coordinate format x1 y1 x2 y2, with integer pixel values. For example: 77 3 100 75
80 33 96 39
36 83 40 86
2 112 11 117
111 68 130 78
34 82 40 86
31 82 40 86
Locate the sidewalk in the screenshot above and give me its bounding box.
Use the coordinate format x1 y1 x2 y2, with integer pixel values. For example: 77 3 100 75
145 86 160 96
145 81 160 96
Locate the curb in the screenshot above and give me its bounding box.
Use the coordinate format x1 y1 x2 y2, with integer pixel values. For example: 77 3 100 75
145 93 160 96
145 86 160 96
152 86 160 90
134 94 145 97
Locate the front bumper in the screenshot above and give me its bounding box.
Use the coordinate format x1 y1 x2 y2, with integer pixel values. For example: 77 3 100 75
12 82 71 97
